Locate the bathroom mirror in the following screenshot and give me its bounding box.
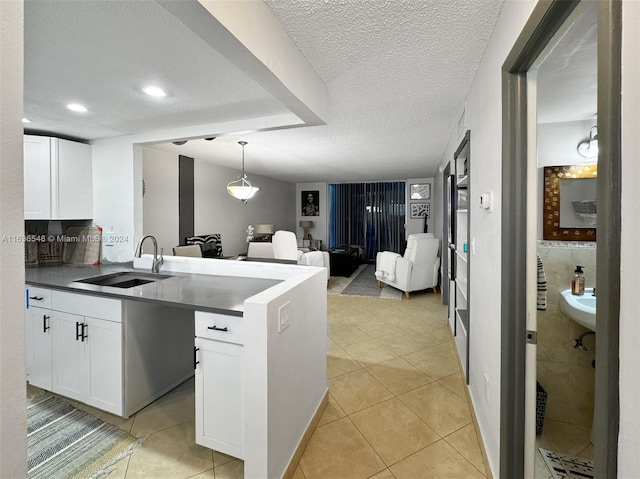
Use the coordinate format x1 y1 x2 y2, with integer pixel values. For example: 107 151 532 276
543 164 597 240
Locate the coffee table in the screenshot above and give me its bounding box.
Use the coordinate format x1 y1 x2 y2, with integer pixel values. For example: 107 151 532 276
329 247 360 277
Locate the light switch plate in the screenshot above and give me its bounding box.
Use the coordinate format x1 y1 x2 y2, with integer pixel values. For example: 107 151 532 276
479 191 493 212
278 302 290 333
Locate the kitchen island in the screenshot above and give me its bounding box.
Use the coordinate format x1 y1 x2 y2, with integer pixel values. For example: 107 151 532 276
25 255 328 479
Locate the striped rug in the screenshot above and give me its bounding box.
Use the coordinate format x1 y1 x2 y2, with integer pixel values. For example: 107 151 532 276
28 396 142 479
339 264 403 300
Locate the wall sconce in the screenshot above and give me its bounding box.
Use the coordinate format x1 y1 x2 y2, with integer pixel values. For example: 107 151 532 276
577 126 598 159
299 220 314 240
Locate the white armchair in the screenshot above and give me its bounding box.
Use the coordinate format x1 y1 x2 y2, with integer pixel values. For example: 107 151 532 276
272 230 300 261
375 233 440 299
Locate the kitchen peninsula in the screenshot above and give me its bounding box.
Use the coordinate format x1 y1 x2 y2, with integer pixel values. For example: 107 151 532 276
25 255 328 479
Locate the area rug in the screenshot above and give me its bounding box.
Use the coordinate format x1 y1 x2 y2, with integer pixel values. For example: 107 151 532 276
336 264 403 300
28 395 143 479
539 448 594 479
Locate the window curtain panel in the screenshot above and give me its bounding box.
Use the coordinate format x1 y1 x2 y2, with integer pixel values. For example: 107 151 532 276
329 182 405 261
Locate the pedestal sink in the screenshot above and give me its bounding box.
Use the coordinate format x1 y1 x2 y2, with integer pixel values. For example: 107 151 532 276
560 288 596 331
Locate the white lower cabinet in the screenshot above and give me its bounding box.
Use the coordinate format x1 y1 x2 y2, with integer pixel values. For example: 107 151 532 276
195 311 244 459
26 284 195 419
51 311 122 414
51 311 84 400
26 306 53 390
25 285 123 415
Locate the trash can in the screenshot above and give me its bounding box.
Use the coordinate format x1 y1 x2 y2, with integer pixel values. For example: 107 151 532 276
536 381 548 436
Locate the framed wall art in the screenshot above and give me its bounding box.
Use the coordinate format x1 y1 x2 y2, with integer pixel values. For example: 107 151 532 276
301 190 320 216
410 183 431 200
410 202 430 219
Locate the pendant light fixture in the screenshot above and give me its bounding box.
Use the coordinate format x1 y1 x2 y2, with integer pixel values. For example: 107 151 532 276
227 141 259 204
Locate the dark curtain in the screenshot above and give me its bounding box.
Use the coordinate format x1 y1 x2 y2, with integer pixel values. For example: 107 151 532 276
329 182 405 261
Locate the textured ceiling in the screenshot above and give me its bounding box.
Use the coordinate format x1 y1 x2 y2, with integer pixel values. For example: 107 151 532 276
152 0 507 182
24 0 507 182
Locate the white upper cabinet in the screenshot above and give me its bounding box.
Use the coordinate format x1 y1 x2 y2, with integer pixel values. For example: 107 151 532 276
24 135 93 220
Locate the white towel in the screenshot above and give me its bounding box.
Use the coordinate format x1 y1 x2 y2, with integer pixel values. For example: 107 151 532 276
537 254 547 311
375 252 401 282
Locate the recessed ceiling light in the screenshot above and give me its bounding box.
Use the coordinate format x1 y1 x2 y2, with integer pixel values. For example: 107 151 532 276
67 103 88 113
22 118 31 123
143 86 167 98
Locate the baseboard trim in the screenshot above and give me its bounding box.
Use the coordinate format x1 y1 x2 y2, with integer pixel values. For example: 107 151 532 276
448 327 493 479
282 390 329 479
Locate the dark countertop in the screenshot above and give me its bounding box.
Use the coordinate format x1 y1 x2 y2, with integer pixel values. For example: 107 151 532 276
25 263 282 317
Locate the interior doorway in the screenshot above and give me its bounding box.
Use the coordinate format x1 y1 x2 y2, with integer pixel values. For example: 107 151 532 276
530 3 598 477
500 1 621 478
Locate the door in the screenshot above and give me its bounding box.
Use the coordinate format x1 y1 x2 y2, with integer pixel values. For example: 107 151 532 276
84 317 122 414
23 135 52 219
195 337 243 459
51 310 84 401
56 138 93 219
26 306 52 390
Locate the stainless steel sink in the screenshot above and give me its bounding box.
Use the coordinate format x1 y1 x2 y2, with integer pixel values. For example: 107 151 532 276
75 272 172 288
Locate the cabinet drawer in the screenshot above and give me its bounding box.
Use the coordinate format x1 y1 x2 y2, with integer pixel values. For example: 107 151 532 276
195 312 243 345
26 286 52 309
51 290 122 322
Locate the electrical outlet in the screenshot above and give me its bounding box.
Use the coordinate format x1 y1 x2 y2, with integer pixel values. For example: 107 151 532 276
278 302 290 333
103 226 116 246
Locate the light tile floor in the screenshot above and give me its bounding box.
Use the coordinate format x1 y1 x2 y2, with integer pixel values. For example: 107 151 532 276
31 288 493 479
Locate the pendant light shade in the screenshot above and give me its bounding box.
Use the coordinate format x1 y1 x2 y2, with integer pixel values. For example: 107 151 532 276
227 141 259 204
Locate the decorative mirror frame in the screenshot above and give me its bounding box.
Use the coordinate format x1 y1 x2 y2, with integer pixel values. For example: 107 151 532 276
543 164 597 241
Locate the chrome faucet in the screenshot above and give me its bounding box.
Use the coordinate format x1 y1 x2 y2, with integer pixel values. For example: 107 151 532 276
135 235 164 273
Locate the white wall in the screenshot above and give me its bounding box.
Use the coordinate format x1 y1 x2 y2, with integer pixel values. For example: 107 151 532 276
92 138 143 262
139 146 297 258
618 0 640 475
0 1 27 476
194 159 296 256
537 120 597 167
142 148 179 255
436 1 537 475
296 182 327 248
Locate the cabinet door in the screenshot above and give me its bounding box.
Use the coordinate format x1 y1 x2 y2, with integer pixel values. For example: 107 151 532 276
51 311 85 401
24 135 52 219
55 139 93 219
26 306 52 390
195 337 243 459
84 317 122 415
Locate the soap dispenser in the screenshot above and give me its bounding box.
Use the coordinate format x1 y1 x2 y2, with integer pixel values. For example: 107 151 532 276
572 266 585 295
